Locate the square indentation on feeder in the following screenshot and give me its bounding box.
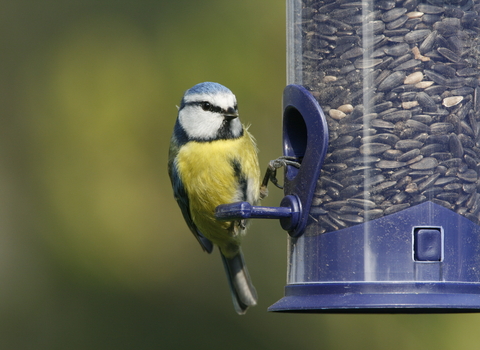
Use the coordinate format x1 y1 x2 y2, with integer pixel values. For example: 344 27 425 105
413 228 442 262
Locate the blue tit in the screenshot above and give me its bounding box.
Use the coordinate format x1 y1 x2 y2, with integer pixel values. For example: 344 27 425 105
168 82 262 315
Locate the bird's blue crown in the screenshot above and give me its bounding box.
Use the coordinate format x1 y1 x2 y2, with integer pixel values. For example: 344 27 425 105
180 82 232 108
185 82 232 96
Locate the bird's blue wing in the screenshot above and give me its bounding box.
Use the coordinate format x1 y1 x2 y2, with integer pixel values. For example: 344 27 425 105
170 162 214 254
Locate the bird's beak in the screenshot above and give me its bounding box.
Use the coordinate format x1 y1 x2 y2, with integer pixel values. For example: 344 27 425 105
223 107 239 121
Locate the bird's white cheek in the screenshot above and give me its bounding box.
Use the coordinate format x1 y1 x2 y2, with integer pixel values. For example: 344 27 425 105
179 110 222 140
195 115 223 139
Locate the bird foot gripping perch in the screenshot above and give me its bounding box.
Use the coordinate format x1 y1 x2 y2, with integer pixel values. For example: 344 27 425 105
261 156 301 192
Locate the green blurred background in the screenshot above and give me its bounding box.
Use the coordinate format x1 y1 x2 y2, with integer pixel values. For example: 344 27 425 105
2 0 480 349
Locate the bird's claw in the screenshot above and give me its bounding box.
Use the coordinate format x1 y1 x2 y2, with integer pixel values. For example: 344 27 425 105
261 156 301 191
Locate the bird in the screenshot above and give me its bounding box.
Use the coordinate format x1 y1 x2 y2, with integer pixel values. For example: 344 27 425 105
168 82 264 314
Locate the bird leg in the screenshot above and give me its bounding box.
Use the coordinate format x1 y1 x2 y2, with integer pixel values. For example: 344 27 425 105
260 156 301 195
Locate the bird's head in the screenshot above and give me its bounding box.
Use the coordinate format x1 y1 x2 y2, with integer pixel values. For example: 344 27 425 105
176 82 243 142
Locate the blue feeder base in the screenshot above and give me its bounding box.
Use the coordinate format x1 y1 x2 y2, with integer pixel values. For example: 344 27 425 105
269 202 480 313
268 282 480 313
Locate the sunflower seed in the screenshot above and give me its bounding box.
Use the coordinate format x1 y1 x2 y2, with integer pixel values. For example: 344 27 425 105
347 198 377 209
395 139 424 151
443 96 464 108
398 148 421 162
432 198 454 210
449 133 464 158
359 143 392 155
437 47 463 63
360 209 384 219
430 122 454 134
433 63 456 78
404 71 424 85
384 43 410 56
405 29 432 43
424 69 448 85
330 147 358 161
329 109 347 120
384 203 411 215
417 92 438 112
409 157 439 170
377 160 407 169
436 192 459 201
338 214 364 224
377 71 406 91
415 81 434 89
417 173 441 192
419 30 438 54
406 119 430 132
458 169 478 183
382 8 408 22
457 67 478 77
395 60 423 73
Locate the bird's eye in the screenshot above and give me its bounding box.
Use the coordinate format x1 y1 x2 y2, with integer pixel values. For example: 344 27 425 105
200 102 212 111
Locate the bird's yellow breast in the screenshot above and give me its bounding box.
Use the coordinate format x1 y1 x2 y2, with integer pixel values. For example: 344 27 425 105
176 131 260 249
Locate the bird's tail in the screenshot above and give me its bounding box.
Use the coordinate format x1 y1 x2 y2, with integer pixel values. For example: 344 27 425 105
221 249 258 315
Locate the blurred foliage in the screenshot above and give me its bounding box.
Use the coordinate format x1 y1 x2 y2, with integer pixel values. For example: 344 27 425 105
2 0 480 349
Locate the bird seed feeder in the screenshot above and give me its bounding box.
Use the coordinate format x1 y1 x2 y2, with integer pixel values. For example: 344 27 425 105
217 0 480 312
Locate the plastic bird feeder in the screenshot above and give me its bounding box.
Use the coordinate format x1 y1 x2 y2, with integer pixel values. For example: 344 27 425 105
217 0 480 312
